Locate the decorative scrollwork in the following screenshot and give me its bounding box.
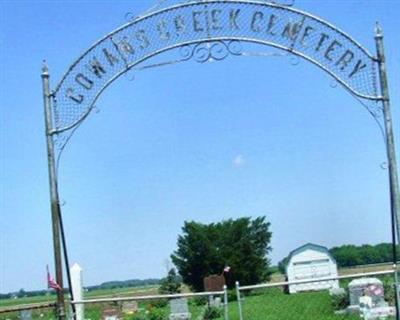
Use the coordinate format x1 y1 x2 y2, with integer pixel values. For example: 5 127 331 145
180 40 242 63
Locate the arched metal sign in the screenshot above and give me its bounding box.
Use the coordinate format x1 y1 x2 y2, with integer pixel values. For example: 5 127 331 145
41 1 399 319
52 0 380 135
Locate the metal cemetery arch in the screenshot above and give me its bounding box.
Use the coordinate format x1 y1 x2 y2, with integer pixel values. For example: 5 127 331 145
41 1 400 319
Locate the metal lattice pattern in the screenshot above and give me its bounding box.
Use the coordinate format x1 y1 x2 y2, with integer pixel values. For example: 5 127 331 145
52 0 379 135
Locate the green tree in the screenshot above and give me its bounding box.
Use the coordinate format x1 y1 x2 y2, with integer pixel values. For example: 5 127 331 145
171 216 272 291
158 268 182 294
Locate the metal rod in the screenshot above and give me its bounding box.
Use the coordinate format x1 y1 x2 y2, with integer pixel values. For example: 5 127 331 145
375 23 400 320
41 63 66 320
0 302 57 314
223 285 229 320
239 270 395 291
58 203 77 320
72 290 224 305
235 282 243 320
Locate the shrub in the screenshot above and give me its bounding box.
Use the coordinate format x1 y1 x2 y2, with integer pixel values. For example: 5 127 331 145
191 295 208 306
382 276 395 305
148 308 167 320
203 306 222 320
330 289 349 310
149 298 168 308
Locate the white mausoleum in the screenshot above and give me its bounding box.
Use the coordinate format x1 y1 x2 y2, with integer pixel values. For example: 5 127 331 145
286 243 339 294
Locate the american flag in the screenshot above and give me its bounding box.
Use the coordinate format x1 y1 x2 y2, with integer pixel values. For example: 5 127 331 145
47 265 61 291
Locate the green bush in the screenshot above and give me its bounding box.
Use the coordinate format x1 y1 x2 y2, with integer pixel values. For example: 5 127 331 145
149 298 168 308
382 276 395 305
203 306 222 319
191 295 208 306
227 289 237 302
148 308 167 320
128 312 148 320
330 290 349 310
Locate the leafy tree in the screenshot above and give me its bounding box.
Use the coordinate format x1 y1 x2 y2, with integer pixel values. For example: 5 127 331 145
171 216 272 291
158 268 182 294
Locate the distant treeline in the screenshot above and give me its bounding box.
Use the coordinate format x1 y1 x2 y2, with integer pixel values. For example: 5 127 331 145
330 243 397 267
1 278 160 299
0 289 54 300
278 243 397 273
86 278 160 291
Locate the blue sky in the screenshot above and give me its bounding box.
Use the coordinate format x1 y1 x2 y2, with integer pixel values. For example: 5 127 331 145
1 0 399 293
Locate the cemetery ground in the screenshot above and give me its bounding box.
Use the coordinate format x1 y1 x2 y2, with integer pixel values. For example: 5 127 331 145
0 265 396 320
0 287 394 320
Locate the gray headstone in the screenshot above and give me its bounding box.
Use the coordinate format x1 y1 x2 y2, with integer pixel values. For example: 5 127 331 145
101 308 122 320
170 298 189 314
169 298 191 320
348 278 384 306
20 310 32 320
122 301 138 314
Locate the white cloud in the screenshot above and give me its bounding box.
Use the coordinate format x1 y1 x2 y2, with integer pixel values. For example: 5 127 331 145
233 154 246 167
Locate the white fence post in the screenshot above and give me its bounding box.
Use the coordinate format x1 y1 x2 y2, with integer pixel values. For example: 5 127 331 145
71 263 84 320
236 281 243 320
223 285 229 320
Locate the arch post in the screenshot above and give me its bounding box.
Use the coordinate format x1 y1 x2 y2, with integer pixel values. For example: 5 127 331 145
41 63 66 320
375 24 400 318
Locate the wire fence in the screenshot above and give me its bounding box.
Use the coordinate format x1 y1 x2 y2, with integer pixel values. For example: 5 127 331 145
1 270 396 319
235 270 396 320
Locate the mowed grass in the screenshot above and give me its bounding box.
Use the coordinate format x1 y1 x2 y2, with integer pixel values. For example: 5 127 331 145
230 289 360 320
1 288 381 320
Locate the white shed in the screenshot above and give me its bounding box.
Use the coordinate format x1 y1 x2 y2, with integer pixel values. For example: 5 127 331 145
286 243 339 294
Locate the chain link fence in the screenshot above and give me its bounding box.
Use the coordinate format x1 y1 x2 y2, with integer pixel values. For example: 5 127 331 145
234 270 396 320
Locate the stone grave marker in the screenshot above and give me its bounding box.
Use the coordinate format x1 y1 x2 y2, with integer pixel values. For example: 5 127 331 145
122 301 138 314
20 310 32 320
203 275 225 292
348 278 384 306
101 307 122 320
169 298 191 320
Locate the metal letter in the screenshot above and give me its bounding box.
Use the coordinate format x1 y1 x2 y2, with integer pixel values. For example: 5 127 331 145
315 32 330 52
335 49 354 71
102 48 119 66
282 20 303 41
267 14 278 36
136 29 150 49
324 40 342 61
75 73 94 90
174 15 186 35
211 9 222 31
157 19 170 40
348 59 366 78
66 88 84 104
85 58 106 78
300 25 314 47
229 9 240 30
118 38 135 56
192 11 204 32
251 11 264 32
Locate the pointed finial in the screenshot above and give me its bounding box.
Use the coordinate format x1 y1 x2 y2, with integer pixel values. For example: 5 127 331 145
42 60 49 76
375 22 383 38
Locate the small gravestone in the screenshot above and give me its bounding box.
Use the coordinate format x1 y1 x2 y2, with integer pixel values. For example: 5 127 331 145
210 297 222 308
169 298 191 320
122 301 138 314
20 310 32 320
101 307 122 320
348 278 384 306
203 275 225 292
